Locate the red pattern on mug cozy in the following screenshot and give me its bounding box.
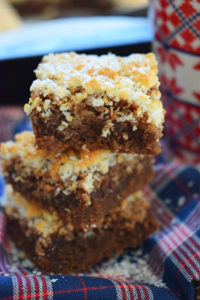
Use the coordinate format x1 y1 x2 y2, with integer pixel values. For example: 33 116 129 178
155 0 200 54
153 0 200 158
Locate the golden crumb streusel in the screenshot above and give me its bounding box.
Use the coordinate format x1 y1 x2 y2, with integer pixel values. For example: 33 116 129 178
24 52 164 128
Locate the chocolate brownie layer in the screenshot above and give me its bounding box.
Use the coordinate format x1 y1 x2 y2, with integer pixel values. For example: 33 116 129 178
5 192 158 274
31 101 162 154
24 52 165 154
1 132 154 231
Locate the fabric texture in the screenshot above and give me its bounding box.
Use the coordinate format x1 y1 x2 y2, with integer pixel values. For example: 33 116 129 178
0 114 200 300
153 0 200 155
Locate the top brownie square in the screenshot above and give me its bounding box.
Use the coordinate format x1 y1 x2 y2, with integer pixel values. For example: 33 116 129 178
25 52 165 154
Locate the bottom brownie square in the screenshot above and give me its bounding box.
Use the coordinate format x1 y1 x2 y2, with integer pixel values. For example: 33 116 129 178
4 187 157 274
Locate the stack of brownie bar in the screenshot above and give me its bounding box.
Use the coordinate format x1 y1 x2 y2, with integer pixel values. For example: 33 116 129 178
0 52 165 274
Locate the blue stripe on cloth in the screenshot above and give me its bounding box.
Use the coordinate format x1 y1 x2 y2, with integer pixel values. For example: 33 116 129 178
144 197 200 300
151 166 200 215
0 176 5 201
0 276 13 298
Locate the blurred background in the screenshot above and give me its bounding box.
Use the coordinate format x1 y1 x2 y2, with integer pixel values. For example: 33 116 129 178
0 0 148 25
0 0 152 141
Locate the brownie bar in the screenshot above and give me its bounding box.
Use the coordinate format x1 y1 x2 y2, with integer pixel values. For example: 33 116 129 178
5 191 158 274
24 52 165 154
1 131 154 231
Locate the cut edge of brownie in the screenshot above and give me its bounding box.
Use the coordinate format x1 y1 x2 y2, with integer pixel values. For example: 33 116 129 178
30 100 163 154
2 154 154 231
5 193 158 274
24 52 165 154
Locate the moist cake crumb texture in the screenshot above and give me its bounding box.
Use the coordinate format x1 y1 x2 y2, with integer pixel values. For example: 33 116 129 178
23 52 164 154
0 131 147 199
4 185 148 241
0 51 163 274
0 131 154 231
5 187 158 274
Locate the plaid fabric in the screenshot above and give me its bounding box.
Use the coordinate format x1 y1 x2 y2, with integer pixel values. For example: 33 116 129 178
0 119 200 300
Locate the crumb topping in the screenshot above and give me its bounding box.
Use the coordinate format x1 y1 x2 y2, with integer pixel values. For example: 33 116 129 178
4 186 75 244
1 131 137 202
4 186 66 237
24 52 164 127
